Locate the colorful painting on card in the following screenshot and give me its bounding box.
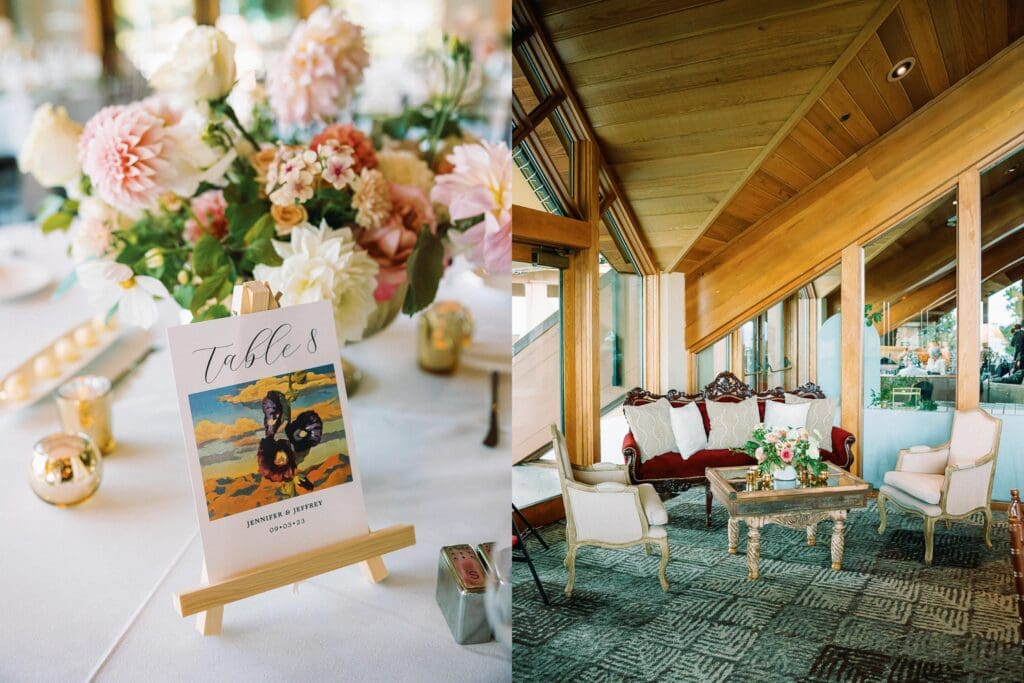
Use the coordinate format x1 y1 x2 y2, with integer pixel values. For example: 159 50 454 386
187 364 353 521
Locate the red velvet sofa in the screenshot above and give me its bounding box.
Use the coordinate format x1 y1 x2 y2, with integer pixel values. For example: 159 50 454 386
622 372 855 526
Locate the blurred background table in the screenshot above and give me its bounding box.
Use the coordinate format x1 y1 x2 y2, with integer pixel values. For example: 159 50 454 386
0 223 511 680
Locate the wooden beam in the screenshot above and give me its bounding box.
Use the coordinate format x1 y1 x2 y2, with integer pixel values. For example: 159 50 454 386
562 140 601 467
512 91 566 149
193 0 218 25
599 191 616 216
667 0 902 273
730 328 744 378
514 0 658 276
957 170 982 410
685 39 1024 352
511 205 592 250
840 244 864 478
513 22 535 50
643 273 661 394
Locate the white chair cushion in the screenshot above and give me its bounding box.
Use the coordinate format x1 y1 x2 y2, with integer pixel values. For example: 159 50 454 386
883 471 944 505
784 394 837 445
638 483 668 526
879 483 942 518
706 397 760 449
646 525 667 539
624 398 678 463
949 409 998 467
669 402 708 460
763 400 809 430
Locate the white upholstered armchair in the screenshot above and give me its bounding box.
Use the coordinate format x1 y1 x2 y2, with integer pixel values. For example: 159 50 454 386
550 425 670 595
877 409 1002 564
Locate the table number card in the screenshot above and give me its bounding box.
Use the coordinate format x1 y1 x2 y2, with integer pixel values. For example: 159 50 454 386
168 300 369 582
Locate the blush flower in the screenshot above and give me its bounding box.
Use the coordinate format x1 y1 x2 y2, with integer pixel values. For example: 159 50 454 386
357 183 436 302
183 190 228 244
309 123 376 172
266 146 319 206
780 447 794 463
431 141 511 274
267 7 369 127
69 197 123 263
316 140 357 190
351 168 391 228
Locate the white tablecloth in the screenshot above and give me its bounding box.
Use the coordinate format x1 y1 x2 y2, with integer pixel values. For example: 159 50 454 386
0 224 511 681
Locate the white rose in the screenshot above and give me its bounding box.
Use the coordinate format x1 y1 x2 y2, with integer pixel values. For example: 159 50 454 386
17 104 83 188
150 26 236 102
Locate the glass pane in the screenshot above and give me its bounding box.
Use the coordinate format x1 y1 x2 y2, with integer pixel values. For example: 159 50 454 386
980 146 1024 409
697 335 731 389
598 258 642 409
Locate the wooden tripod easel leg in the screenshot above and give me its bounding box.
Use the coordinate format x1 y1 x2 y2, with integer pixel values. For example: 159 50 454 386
360 556 388 583
196 563 223 635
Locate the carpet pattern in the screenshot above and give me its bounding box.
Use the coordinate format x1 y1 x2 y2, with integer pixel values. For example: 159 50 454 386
512 490 1023 682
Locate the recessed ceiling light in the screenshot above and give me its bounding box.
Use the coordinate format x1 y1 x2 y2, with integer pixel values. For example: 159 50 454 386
839 112 852 122
953 200 958 205
887 57 916 82
1007 167 1018 174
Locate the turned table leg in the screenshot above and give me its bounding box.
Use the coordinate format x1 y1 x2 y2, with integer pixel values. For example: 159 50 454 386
830 510 847 570
746 518 763 580
806 523 817 547
728 517 740 554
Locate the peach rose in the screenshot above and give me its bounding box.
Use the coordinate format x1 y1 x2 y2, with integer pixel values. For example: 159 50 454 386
251 146 278 186
270 203 308 236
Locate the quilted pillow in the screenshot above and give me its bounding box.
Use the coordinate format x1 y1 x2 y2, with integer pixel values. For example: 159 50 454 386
763 400 809 429
669 402 708 460
706 397 760 449
624 398 677 463
784 394 837 446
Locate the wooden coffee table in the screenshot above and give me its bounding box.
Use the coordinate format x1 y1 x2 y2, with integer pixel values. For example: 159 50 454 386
706 463 870 579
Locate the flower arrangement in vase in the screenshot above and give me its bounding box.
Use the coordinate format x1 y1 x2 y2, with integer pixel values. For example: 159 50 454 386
18 8 511 344
742 425 825 481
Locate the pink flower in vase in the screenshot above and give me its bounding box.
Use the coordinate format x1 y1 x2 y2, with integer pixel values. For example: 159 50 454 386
766 432 779 444
183 190 228 244
356 183 436 302
754 447 765 463
780 447 794 463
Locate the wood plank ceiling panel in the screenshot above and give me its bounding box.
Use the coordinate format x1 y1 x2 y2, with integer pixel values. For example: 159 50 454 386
536 0 887 269
677 0 1024 276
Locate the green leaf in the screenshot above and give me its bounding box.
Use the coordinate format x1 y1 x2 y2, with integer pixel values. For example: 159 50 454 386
51 268 78 301
37 194 65 221
243 213 275 246
245 237 282 268
40 210 73 234
194 303 231 322
402 229 446 315
173 284 195 309
192 235 227 277
190 265 231 312
449 213 485 233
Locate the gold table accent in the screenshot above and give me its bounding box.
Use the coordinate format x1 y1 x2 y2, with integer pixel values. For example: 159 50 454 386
56 375 114 454
706 462 870 579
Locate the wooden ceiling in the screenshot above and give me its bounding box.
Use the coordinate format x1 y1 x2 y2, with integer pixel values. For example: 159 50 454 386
517 0 1024 274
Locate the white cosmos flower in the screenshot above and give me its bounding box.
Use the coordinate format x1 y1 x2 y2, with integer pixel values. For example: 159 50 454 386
76 261 169 330
253 221 378 343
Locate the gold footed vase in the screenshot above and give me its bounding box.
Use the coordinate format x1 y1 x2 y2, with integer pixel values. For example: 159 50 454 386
341 283 408 395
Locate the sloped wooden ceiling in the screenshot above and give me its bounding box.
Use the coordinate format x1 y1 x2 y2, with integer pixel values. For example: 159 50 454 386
532 0 896 270
676 0 1024 275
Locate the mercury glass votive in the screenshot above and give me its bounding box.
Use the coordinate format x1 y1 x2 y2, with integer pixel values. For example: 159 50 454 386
418 301 474 374
29 433 102 506
56 375 114 454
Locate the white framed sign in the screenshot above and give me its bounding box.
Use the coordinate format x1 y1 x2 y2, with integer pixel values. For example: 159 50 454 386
168 300 368 582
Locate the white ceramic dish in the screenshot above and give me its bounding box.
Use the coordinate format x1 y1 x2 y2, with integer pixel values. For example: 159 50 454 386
0 316 123 415
0 260 51 301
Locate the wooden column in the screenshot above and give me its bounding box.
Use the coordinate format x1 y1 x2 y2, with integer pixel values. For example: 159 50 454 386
563 140 601 467
686 352 698 394
807 294 818 384
840 245 864 477
730 329 744 378
194 0 218 26
957 170 982 410
643 273 661 394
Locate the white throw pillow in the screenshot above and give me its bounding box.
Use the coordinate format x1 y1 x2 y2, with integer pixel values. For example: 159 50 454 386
624 398 678 463
669 402 708 460
763 400 809 430
785 394 837 447
705 397 760 449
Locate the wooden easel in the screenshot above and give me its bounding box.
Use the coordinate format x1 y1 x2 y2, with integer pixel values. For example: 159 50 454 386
174 281 416 635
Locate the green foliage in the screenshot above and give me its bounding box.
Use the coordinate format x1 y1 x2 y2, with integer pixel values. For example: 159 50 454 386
38 195 79 233
402 228 447 315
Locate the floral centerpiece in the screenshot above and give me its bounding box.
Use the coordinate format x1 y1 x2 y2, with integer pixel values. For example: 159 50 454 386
742 425 825 481
18 8 511 342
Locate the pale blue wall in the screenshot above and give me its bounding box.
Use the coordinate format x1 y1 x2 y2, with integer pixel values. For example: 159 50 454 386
817 313 880 404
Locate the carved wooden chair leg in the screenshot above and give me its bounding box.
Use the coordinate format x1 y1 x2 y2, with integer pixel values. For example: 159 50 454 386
924 517 936 565
657 538 670 592
983 508 993 550
877 492 887 534
705 485 713 528
644 543 652 555
944 519 952 530
564 545 577 596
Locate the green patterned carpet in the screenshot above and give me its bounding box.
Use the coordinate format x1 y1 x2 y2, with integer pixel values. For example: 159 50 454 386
512 490 1023 682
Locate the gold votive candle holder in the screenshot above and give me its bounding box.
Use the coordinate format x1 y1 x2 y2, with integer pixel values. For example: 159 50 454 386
28 432 102 506
56 375 114 454
418 301 474 374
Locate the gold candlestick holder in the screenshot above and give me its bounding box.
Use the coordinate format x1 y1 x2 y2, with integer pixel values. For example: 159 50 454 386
29 432 102 505
418 301 473 374
56 375 114 454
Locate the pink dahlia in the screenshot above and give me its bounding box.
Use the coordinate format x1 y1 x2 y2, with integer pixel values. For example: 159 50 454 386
357 183 436 302
780 448 794 463
309 123 377 172
431 141 511 274
78 104 174 213
267 7 369 127
183 190 228 244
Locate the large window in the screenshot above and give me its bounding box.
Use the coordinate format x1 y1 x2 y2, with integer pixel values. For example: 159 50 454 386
598 257 642 409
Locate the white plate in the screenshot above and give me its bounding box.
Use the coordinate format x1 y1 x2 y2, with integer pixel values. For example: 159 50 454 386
0 260 51 301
